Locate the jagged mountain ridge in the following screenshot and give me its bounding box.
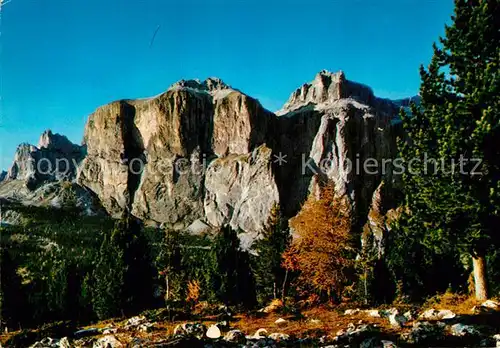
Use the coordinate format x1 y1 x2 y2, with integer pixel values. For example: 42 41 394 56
0 70 403 249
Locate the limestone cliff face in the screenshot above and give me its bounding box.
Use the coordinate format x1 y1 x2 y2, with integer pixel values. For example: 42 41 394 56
1 70 402 247
77 78 278 234
130 89 214 226
204 145 279 248
275 71 400 231
78 101 137 215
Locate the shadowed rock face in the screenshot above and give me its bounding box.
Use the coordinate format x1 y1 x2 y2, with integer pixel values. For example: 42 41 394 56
1 70 403 247
6 130 85 189
274 71 401 232
0 131 101 219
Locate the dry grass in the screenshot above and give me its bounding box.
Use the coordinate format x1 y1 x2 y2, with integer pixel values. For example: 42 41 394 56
3 294 500 346
422 291 482 314
232 306 401 339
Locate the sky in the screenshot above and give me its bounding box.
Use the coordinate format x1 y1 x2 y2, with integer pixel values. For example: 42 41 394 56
0 0 454 171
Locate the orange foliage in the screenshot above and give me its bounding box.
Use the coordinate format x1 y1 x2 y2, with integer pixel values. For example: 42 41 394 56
186 280 201 306
283 183 355 300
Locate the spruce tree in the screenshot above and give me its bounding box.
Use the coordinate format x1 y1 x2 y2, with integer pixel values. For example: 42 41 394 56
397 0 499 300
92 213 154 319
92 232 125 319
251 204 291 303
209 226 256 307
111 214 155 314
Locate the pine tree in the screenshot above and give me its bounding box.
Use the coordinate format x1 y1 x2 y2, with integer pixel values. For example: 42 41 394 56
92 213 154 319
209 226 256 307
397 0 500 300
155 229 183 306
111 214 155 314
92 232 125 319
251 204 291 303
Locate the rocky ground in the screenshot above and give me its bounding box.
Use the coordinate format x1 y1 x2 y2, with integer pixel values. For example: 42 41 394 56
3 298 500 347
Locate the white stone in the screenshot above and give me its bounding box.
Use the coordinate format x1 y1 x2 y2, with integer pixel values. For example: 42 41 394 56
389 313 407 328
482 300 500 309
58 337 71 348
438 309 456 319
365 309 381 317
419 308 455 320
252 328 268 339
224 330 246 344
206 325 222 339
93 335 123 348
451 323 480 337
275 318 287 325
268 333 290 342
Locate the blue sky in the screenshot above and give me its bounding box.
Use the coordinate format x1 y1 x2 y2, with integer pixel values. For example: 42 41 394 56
0 0 454 171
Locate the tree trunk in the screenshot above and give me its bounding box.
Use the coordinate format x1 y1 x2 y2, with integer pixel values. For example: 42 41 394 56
165 275 170 302
472 254 488 301
281 269 289 303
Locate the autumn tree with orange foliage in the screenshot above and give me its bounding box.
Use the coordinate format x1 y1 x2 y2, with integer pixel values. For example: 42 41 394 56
283 183 355 302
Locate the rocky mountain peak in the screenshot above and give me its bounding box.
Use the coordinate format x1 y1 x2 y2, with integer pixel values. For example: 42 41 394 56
204 77 228 92
38 129 81 154
168 77 233 99
277 70 376 115
4 131 85 189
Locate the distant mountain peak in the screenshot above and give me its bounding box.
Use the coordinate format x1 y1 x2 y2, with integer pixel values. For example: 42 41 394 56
277 70 377 115
168 77 235 99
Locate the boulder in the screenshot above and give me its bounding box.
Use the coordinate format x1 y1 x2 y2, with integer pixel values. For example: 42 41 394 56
419 308 456 320
102 328 118 335
274 318 287 325
402 321 445 344
58 337 71 348
206 324 222 339
268 333 290 342
223 330 246 344
493 334 500 347
482 300 500 310
389 312 407 328
125 315 147 327
251 328 268 339
93 335 123 348
450 323 481 337
365 309 381 317
29 337 71 348
138 322 155 332
173 323 206 339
